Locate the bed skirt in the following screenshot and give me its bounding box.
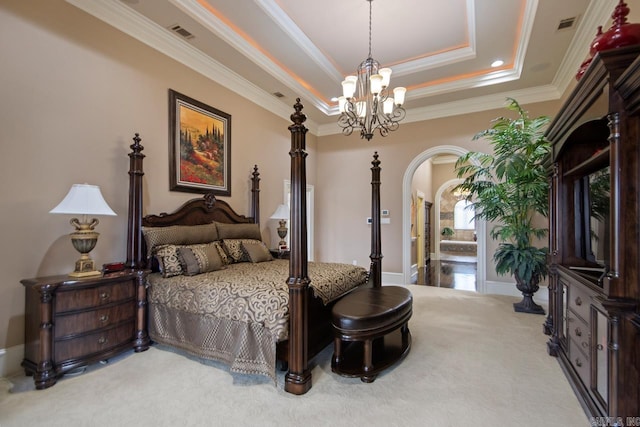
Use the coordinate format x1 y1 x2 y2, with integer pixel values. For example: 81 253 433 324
149 303 278 381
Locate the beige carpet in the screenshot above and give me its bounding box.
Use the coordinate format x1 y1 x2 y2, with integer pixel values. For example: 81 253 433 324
0 285 587 427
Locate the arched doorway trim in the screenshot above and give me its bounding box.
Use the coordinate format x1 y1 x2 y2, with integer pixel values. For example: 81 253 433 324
402 145 487 292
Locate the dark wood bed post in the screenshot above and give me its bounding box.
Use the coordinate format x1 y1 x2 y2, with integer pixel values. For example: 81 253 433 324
126 133 145 269
124 133 150 352
370 152 382 288
250 165 260 224
285 98 312 395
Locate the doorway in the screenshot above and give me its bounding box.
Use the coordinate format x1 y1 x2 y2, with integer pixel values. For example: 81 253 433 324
402 145 487 292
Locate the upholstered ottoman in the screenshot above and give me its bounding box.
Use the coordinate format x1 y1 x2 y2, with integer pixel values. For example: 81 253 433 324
331 286 412 383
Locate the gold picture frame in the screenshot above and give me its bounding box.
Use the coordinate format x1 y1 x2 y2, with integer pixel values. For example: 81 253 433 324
169 89 231 195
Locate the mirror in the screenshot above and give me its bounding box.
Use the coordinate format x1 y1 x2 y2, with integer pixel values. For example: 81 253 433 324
587 166 610 267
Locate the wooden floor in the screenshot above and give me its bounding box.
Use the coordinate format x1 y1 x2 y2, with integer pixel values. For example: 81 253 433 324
412 259 477 291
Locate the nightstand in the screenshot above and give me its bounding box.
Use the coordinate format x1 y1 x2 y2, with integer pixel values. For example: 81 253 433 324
270 249 290 259
21 269 150 389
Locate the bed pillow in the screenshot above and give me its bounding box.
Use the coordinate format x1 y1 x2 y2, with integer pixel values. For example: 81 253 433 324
153 244 183 278
215 222 262 241
211 240 231 265
178 243 225 276
241 240 273 263
222 239 262 263
142 223 219 257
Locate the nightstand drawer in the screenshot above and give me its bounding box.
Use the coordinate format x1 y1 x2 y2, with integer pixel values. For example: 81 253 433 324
54 320 135 362
54 301 135 339
55 280 135 313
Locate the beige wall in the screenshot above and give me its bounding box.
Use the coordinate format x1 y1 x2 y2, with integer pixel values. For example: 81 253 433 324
0 0 563 352
316 99 561 274
0 0 314 349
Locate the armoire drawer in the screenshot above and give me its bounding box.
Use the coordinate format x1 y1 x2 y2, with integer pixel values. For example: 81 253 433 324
569 337 591 388
567 284 591 323
567 309 590 353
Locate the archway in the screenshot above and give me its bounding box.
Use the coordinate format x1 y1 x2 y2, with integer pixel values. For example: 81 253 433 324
402 145 487 293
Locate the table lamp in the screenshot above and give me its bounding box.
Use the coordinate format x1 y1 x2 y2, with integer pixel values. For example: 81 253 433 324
50 184 117 277
270 204 290 249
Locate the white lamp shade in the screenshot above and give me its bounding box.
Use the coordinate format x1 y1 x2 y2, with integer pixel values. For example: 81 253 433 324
50 184 117 216
370 74 383 94
338 96 347 113
393 87 407 106
342 76 357 98
379 68 392 87
270 204 289 220
383 98 394 114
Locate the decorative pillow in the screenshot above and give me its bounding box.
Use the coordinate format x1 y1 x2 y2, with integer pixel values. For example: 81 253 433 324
221 239 262 263
142 223 219 257
153 244 183 278
241 240 273 263
212 240 231 265
178 243 225 276
215 222 262 241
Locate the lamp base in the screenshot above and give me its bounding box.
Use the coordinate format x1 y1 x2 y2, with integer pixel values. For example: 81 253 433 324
69 255 101 278
277 221 288 249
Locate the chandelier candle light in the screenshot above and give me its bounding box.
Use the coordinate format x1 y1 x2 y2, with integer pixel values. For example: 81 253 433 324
50 184 117 277
337 0 407 141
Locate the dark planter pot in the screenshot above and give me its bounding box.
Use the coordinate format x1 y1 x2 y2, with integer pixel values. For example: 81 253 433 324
513 272 545 315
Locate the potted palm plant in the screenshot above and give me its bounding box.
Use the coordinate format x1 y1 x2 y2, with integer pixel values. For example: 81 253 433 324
455 98 550 314
441 227 455 239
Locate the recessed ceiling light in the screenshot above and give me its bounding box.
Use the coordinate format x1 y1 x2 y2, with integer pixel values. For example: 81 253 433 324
491 60 504 68
331 97 339 102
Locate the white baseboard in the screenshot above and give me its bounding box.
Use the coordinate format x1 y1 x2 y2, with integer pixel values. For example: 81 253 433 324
483 280 549 302
0 344 23 377
382 272 404 286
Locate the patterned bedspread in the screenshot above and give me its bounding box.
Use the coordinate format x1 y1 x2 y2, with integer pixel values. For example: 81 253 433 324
146 259 367 380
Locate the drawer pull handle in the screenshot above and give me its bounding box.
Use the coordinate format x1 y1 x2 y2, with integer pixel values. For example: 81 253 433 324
99 292 110 300
574 328 582 337
99 314 109 323
575 358 582 367
575 296 582 306
98 337 108 345
597 344 604 351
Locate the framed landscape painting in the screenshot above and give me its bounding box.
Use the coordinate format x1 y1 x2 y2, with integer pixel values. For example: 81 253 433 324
169 89 231 195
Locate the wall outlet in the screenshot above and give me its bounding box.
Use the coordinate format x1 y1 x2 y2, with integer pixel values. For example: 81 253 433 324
381 209 390 216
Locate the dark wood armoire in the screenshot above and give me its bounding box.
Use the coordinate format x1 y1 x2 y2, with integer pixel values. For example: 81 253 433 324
545 45 640 422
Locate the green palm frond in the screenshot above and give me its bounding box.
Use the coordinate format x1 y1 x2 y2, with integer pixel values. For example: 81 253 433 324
455 98 550 279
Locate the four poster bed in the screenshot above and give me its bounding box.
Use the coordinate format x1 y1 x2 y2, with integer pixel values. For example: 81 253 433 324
126 99 384 394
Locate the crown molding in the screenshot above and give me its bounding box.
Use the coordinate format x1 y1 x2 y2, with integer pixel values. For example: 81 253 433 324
65 0 616 139
551 0 618 98
317 84 562 136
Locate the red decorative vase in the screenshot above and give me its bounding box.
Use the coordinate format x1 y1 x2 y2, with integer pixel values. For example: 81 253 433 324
598 0 640 51
576 1 640 81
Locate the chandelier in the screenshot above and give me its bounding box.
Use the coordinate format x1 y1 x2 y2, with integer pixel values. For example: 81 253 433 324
337 0 407 141
453 187 471 200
